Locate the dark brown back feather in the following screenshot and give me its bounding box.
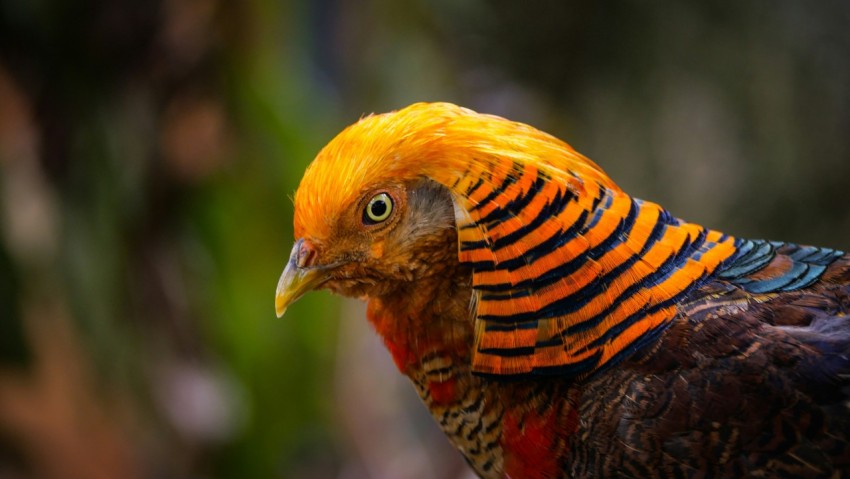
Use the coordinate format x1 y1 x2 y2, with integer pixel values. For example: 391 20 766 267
569 248 850 478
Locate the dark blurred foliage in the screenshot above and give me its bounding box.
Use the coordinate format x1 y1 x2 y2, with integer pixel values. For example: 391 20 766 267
0 1 848 478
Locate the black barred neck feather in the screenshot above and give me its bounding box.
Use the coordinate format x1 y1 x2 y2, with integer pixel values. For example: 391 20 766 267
450 167 740 378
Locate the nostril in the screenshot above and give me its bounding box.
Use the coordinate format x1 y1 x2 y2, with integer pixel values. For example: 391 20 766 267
296 239 318 268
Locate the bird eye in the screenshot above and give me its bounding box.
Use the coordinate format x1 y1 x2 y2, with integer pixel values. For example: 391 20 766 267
363 193 394 224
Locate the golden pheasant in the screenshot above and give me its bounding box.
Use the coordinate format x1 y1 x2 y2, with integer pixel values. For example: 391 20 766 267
275 102 850 478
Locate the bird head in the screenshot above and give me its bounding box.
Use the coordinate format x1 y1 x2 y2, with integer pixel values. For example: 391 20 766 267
274 174 458 316
275 102 617 348
275 103 468 316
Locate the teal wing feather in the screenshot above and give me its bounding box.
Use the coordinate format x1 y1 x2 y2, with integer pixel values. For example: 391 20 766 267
717 239 844 293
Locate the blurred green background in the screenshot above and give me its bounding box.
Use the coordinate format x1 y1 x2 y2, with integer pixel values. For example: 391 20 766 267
0 1 848 478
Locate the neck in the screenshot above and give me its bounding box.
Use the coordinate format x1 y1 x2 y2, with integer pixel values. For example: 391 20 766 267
365 233 475 376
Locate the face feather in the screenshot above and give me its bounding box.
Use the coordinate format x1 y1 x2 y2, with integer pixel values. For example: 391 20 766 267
282 102 737 379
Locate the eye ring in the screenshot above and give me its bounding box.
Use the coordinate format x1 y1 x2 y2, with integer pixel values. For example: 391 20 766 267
363 192 394 225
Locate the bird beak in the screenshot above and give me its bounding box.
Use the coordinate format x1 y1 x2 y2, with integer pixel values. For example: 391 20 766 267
275 239 326 317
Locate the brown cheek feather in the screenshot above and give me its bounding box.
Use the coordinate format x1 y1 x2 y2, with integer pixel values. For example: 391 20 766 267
370 241 385 259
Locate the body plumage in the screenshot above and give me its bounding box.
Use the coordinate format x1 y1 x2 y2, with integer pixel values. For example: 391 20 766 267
276 103 850 478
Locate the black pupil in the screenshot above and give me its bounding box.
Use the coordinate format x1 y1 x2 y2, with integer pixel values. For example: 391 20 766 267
370 199 387 217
